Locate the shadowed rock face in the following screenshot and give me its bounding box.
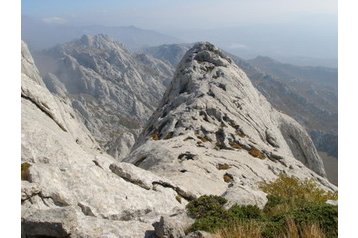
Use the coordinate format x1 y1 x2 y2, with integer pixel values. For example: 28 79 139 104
34 34 174 160
125 42 332 205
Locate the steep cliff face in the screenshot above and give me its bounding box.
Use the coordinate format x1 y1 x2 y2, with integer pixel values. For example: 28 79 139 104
125 42 332 207
143 44 338 163
34 34 174 160
21 41 192 238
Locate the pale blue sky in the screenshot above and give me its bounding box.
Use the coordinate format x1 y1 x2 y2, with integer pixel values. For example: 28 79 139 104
21 0 338 61
22 0 337 29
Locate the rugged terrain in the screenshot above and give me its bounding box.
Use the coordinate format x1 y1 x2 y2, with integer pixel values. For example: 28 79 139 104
246 56 337 157
143 44 338 184
21 40 195 237
22 40 336 237
125 42 334 199
33 34 173 159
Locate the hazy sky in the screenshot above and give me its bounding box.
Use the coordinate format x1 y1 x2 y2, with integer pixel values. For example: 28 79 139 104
22 0 338 64
22 0 337 29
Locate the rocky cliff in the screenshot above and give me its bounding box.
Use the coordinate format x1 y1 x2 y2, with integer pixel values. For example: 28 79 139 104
125 42 333 207
34 34 174 160
143 44 338 161
21 41 192 237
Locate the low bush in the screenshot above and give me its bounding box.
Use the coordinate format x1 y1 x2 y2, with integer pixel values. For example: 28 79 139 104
187 195 227 219
186 174 338 237
260 173 338 209
228 204 263 220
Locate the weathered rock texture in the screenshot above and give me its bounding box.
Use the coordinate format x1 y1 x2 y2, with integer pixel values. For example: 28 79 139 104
144 44 338 164
21 40 189 238
34 34 174 160
125 42 335 208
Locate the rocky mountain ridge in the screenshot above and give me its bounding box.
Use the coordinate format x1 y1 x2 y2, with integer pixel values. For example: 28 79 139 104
124 42 334 204
143 44 338 161
34 34 174 159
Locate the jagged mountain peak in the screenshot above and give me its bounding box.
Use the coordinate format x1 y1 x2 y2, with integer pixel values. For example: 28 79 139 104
141 41 273 146
34 35 173 160
178 41 233 69
162 41 239 101
76 34 126 51
126 42 331 202
45 34 131 64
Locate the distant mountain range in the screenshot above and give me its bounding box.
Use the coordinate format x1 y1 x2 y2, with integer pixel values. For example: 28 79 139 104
22 15 182 51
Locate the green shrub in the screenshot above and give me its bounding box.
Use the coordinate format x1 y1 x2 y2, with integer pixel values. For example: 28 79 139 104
263 202 338 238
187 175 338 237
260 174 337 207
186 195 227 219
191 214 232 232
186 195 234 232
229 204 263 220
291 202 338 238
261 220 285 238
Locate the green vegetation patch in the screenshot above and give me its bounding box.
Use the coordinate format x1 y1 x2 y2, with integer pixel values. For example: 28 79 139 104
186 174 338 237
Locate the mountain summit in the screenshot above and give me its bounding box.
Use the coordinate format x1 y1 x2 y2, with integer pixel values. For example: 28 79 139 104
34 34 174 159
125 42 332 205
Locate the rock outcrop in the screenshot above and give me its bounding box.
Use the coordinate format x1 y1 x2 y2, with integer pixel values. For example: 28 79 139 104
125 42 334 208
143 43 338 169
21 41 189 238
34 34 174 160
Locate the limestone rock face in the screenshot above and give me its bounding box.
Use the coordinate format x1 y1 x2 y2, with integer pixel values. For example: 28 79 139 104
21 41 188 238
125 42 334 207
34 34 174 160
153 212 194 238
